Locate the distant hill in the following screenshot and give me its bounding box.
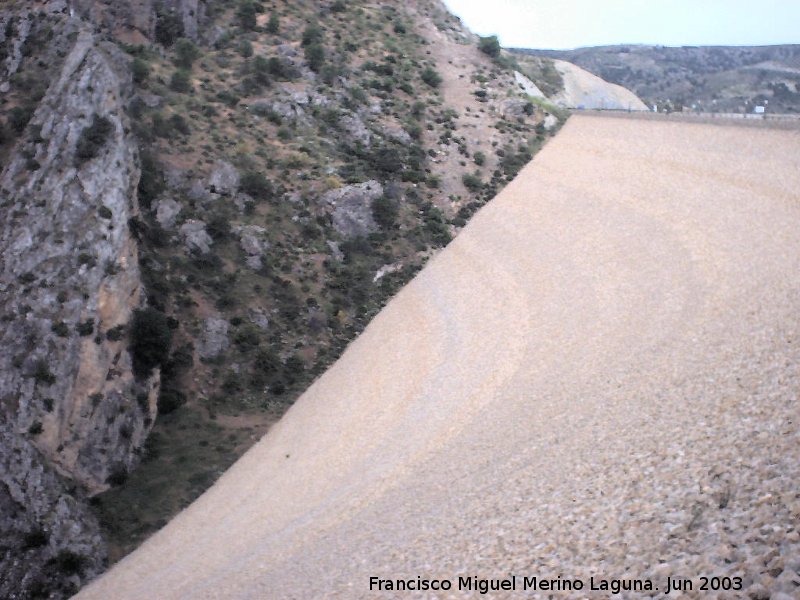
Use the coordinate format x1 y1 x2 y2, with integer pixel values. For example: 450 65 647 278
513 45 800 113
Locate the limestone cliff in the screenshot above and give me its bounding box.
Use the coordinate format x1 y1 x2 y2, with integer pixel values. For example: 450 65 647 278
0 4 157 597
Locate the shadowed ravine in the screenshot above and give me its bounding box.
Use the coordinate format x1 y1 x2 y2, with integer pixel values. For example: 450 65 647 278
77 115 800 599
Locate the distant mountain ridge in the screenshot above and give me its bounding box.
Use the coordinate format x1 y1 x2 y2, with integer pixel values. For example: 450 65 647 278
513 44 800 113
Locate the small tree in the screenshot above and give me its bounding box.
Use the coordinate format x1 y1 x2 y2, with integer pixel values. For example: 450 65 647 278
130 308 172 378
266 12 280 34
131 58 150 84
304 42 325 72
237 1 258 30
372 196 398 230
155 11 184 47
420 67 442 88
302 23 323 47
173 38 200 69
169 69 192 93
239 170 273 200
76 115 113 164
479 35 501 58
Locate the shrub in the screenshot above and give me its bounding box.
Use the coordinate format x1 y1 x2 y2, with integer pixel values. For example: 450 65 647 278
131 58 150 84
302 24 323 47
169 113 191 135
76 319 95 336
137 150 165 209
107 466 128 486
265 56 297 80
75 115 113 164
237 1 258 30
22 528 48 549
28 421 43 435
372 196 398 229
157 385 186 414
51 321 69 337
420 67 442 88
238 39 253 58
52 551 86 576
155 11 184 47
8 105 34 134
173 38 200 69
169 69 192 93
304 42 325 72
250 56 272 87
32 359 55 386
478 35 501 58
239 170 273 200
130 308 172 378
462 172 483 192
473 151 486 166
266 12 280 34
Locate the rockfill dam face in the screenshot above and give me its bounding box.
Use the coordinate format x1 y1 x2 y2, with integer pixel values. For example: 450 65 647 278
78 115 800 599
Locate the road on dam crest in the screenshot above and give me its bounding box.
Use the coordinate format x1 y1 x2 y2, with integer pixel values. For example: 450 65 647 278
77 115 800 599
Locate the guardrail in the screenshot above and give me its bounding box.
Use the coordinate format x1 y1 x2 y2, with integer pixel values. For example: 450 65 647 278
577 109 800 129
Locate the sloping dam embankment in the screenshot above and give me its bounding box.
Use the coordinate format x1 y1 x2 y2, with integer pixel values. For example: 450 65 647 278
77 115 800 599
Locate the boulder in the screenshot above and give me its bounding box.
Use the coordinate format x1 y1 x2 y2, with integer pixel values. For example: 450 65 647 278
207 160 239 196
198 318 229 360
179 220 213 254
154 198 181 229
321 181 383 238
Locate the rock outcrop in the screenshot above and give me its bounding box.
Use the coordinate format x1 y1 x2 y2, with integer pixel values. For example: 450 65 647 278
550 59 648 111
321 181 383 238
0 11 157 598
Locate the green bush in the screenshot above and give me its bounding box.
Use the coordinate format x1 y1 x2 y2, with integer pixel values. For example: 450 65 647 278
169 69 192 93
76 319 95 336
52 551 86 576
304 42 325 72
473 151 486 166
238 39 253 58
137 150 165 209
155 11 184 47
239 170 273 200
237 1 258 30
173 38 200 69
130 308 172 378
8 106 34 134
131 58 150 84
76 115 113 164
302 24 323 47
266 12 280 34
51 321 69 337
157 385 186 414
478 35 501 58
462 172 483 192
420 67 442 88
32 359 55 386
372 196 398 229
169 113 191 135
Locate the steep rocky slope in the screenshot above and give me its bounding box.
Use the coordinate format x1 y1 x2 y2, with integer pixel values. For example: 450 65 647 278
0 0 565 596
0 4 161 597
524 44 800 113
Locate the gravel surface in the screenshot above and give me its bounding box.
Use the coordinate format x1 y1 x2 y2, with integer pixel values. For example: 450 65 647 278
76 115 800 599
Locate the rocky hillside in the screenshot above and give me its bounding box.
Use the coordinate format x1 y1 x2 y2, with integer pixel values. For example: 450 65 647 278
0 0 565 596
521 44 800 113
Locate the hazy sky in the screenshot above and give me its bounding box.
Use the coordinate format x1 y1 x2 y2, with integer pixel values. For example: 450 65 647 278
441 0 800 50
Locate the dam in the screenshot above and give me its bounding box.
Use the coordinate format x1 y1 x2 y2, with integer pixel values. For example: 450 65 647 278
77 115 800 599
